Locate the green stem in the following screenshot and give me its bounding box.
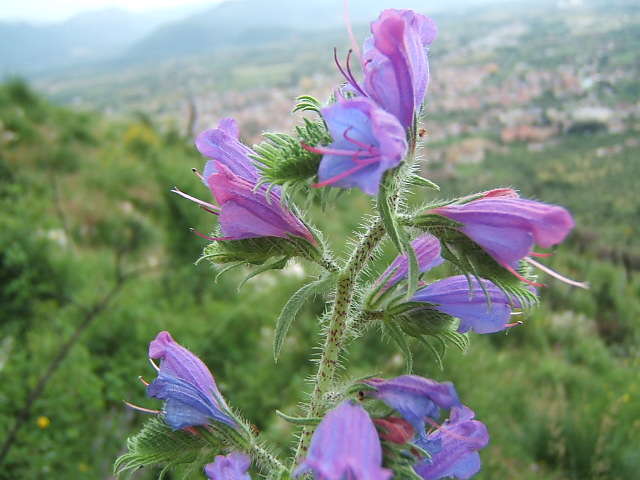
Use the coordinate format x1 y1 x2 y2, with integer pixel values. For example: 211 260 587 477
292 218 386 464
252 443 286 475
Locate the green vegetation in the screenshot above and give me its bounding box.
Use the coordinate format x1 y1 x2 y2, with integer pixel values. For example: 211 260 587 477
1 74 638 479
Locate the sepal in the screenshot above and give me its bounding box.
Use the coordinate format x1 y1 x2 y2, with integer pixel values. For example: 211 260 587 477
114 417 214 479
406 214 540 307
200 232 323 267
251 115 332 198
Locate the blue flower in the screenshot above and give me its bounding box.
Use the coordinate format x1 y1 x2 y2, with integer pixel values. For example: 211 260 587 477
414 406 489 480
411 275 530 334
145 331 235 430
364 375 460 447
307 97 407 195
295 401 392 480
375 233 443 292
205 452 251 480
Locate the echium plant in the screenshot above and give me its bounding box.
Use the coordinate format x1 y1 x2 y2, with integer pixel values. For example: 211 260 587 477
115 7 586 480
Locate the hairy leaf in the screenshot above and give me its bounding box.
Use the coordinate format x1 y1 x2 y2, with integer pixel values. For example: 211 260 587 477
273 273 336 361
114 417 214 479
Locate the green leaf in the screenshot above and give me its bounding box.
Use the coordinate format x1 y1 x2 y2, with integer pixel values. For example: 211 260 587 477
114 417 212 479
377 172 402 253
237 256 288 291
383 321 413 373
273 273 335 361
212 262 244 282
417 335 444 370
275 410 322 425
407 174 440 191
400 233 419 301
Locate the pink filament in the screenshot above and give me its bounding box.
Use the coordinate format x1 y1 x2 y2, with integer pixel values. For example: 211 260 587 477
525 257 589 289
529 251 553 258
502 263 546 288
425 417 486 448
123 401 161 415
171 187 219 213
312 158 380 188
301 142 371 158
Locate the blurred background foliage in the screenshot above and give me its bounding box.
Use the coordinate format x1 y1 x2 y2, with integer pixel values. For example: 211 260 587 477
1 1 639 479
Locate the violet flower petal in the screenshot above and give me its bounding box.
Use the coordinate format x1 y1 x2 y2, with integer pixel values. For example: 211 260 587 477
414 406 489 480
377 233 443 290
431 198 574 266
208 164 315 243
196 118 259 184
147 331 235 430
294 401 392 480
205 452 251 480
316 97 407 195
364 375 460 445
363 9 437 128
149 331 224 406
412 275 525 334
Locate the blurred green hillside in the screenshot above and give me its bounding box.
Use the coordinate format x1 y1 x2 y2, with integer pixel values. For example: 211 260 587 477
0 73 639 480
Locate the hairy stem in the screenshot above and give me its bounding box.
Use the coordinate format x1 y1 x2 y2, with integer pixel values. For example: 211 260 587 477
293 218 386 464
252 443 286 475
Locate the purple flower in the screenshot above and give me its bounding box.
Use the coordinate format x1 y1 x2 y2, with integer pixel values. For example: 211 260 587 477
206 164 315 243
205 452 251 480
364 375 460 447
294 401 392 480
173 118 315 244
414 406 489 480
196 117 261 184
336 9 437 128
411 275 527 334
145 331 235 430
376 233 443 291
363 9 437 127
306 98 407 195
430 197 587 288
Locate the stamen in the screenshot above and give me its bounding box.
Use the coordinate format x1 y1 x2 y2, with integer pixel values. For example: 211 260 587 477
148 358 160 371
333 48 367 97
530 251 553 258
505 321 524 328
199 205 219 216
333 48 354 88
301 142 372 157
343 0 361 61
183 426 199 436
425 417 486 447
312 158 380 188
190 228 221 242
123 401 161 415
191 168 204 181
138 376 150 386
502 263 546 288
171 187 219 212
345 49 367 97
525 257 589 289
343 126 376 153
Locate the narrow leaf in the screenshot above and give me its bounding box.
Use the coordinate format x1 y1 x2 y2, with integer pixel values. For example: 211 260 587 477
384 321 413 373
377 173 402 253
273 274 335 361
408 174 440 191
237 256 288 291
401 234 420 301
275 410 322 426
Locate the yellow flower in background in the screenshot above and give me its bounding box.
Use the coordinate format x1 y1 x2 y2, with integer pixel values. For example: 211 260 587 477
37 416 50 429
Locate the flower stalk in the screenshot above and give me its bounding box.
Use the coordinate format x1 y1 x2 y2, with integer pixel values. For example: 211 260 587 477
293 218 386 463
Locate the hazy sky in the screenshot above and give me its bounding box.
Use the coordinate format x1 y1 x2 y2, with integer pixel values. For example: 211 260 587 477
0 0 217 23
